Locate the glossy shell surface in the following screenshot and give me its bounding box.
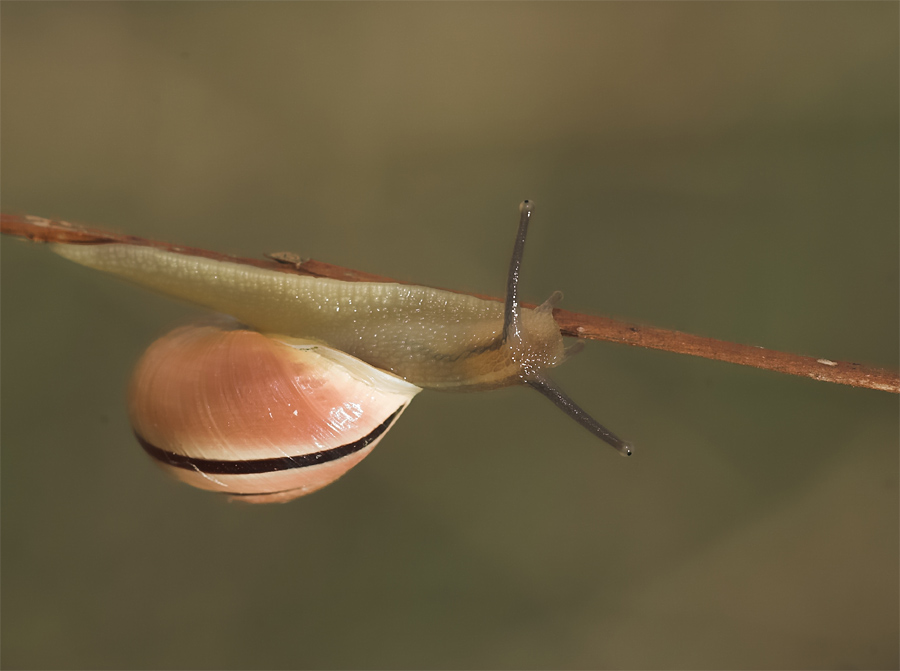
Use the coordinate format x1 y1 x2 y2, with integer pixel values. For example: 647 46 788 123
129 322 421 503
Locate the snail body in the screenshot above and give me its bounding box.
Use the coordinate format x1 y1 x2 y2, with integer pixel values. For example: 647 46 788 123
47 202 632 503
52 243 564 390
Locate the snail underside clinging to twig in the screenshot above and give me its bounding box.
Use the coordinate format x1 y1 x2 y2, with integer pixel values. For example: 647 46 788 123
32 201 631 503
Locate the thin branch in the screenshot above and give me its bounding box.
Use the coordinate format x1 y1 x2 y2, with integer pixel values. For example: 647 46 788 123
3 212 896 395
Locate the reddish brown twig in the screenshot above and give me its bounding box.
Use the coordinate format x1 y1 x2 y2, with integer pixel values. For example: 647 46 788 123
3 212 896 394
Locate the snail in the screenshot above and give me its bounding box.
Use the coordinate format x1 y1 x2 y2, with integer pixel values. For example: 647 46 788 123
46 201 632 503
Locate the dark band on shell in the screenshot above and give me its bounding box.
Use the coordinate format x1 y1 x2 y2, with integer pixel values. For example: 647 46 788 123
135 405 404 475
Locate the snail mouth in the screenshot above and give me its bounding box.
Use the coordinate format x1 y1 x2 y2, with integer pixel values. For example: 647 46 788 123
134 405 404 475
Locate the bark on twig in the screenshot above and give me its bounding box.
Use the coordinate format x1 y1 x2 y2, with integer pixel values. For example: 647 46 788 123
3 212 896 394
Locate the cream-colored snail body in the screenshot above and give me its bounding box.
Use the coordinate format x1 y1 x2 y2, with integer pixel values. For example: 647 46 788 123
51 202 632 502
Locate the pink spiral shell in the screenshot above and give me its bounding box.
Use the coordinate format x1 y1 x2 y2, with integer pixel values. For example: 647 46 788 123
128 322 420 503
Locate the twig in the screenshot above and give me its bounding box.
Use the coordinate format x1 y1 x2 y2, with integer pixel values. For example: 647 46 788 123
2 212 896 394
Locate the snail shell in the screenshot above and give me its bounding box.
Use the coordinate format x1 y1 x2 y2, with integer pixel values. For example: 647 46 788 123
129 320 420 503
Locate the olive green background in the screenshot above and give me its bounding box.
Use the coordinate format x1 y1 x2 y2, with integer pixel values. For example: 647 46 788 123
2 3 897 669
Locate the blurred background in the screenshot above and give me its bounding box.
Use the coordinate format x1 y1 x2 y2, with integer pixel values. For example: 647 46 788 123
2 3 897 669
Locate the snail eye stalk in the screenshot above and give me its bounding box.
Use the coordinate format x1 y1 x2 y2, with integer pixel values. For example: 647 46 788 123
503 199 534 343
